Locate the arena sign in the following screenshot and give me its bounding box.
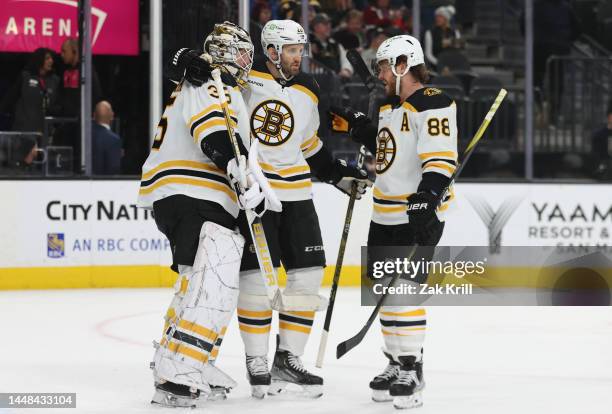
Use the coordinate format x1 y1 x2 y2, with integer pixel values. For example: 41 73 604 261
0 0 138 55
0 181 610 289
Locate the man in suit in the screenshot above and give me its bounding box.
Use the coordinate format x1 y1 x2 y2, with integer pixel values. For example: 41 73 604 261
92 101 121 175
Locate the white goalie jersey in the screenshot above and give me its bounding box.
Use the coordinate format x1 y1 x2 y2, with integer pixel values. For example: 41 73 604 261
243 56 323 201
137 79 250 218
372 87 458 226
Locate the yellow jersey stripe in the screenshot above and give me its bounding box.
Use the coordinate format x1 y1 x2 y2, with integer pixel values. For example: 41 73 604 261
193 119 229 142
379 104 392 113
284 310 315 318
139 177 237 202
268 180 312 190
290 84 318 104
237 308 273 318
142 160 223 180
373 204 406 213
423 162 456 174
402 102 418 112
418 151 457 160
382 328 426 336
300 134 319 150
249 69 275 81
259 163 311 177
189 104 236 127
239 323 272 334
380 308 426 317
373 186 410 201
279 321 312 334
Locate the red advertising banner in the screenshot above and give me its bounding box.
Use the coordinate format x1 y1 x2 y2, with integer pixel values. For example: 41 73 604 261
0 0 139 55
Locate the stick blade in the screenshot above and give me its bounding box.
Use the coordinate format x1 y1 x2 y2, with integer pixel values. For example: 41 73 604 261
336 329 365 359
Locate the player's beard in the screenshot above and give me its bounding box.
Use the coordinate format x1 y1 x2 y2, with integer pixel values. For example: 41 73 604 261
281 60 301 78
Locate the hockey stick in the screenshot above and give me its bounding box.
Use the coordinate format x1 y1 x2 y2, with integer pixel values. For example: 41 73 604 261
316 145 367 368
211 69 284 311
314 49 376 367
336 88 508 359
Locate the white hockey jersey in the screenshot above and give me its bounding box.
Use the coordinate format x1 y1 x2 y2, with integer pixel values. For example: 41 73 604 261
243 57 323 201
137 79 250 218
372 87 458 226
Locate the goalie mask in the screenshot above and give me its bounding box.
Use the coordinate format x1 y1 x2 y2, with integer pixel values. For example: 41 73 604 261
204 21 254 88
375 35 424 96
261 19 310 81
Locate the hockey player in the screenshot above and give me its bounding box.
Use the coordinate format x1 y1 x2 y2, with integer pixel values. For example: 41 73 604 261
137 22 281 407
166 19 371 399
329 35 457 409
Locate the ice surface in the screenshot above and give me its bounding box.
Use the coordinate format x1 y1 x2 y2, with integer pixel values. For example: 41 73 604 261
1 288 611 413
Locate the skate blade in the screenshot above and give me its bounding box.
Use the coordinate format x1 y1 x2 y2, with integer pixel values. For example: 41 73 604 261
371 389 393 402
151 389 199 408
268 380 323 399
392 391 423 410
251 384 269 399
207 386 229 401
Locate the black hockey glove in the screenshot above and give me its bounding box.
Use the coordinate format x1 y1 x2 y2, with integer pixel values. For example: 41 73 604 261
406 191 442 244
328 106 369 134
328 159 372 199
168 48 212 87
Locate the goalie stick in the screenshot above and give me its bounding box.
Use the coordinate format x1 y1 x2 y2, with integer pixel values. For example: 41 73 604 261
211 69 323 312
336 88 508 360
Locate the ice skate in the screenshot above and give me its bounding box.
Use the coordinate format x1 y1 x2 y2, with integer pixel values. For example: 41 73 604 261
246 355 271 399
369 352 400 402
151 380 203 408
268 349 323 398
389 356 424 410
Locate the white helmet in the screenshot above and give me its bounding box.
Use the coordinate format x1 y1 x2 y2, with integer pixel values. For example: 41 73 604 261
261 20 309 80
375 35 425 96
204 21 254 88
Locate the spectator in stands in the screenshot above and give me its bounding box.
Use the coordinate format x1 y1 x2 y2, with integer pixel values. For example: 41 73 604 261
57 38 102 117
310 13 353 78
0 48 60 133
92 101 122 175
55 38 103 173
333 10 365 50
424 5 462 69
363 0 393 27
278 0 320 22
251 0 273 54
591 101 612 180
361 27 389 72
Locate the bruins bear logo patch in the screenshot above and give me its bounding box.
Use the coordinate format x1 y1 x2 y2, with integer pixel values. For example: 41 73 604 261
375 127 396 174
250 99 294 146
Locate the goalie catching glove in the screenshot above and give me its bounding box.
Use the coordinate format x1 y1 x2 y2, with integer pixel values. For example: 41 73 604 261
328 159 371 199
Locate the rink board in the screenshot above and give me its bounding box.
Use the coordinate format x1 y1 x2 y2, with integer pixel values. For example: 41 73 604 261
0 180 610 289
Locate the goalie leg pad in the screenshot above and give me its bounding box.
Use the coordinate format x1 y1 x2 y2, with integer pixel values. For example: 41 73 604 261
379 306 427 361
238 269 273 357
152 221 244 392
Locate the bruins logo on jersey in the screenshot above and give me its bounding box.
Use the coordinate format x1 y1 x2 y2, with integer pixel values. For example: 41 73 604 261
251 99 294 146
423 87 442 96
375 127 396 174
